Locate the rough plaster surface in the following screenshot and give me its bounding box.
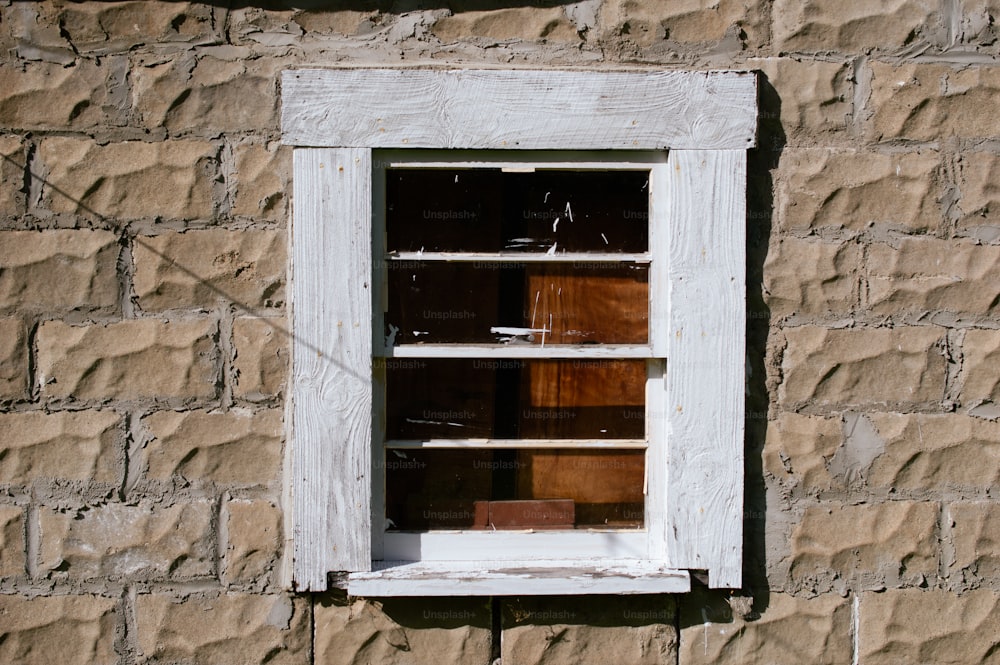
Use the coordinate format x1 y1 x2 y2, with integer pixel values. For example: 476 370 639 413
2 0 1000 663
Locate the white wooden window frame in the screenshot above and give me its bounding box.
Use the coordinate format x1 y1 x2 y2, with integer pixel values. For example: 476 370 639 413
282 68 756 596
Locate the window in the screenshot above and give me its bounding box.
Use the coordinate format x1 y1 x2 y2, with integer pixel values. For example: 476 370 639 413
283 69 756 595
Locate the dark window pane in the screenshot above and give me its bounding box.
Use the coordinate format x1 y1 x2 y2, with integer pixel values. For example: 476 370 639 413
384 449 645 530
386 359 646 440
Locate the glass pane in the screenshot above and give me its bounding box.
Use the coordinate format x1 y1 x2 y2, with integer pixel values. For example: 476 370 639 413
386 359 646 440
384 449 645 530
386 169 648 254
385 263 648 345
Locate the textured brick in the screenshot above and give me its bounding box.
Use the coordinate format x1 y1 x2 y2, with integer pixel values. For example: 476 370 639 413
868 238 1000 314
956 151 1000 232
962 329 1000 402
134 55 282 134
790 502 938 588
0 595 118 665
0 135 25 216
860 589 1000 664
862 414 1000 491
0 60 121 130
432 7 579 43
133 229 285 311
233 317 288 400
143 409 281 484
136 593 310 665
778 149 941 232
0 411 121 483
949 502 1000 582
37 138 217 221
763 237 860 316
599 0 768 47
749 58 852 143
37 319 218 401
781 327 946 406
0 506 24 576
224 499 282 585
47 2 217 52
315 592 491 665
0 317 27 400
869 63 1000 141
502 596 676 665
0 230 119 313
679 590 851 665
39 501 214 579
233 142 291 221
773 0 946 53
764 413 842 493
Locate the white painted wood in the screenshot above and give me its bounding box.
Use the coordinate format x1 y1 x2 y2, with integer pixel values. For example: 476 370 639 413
378 148 669 169
645 360 669 562
282 69 757 150
387 252 651 264
291 148 373 589
385 438 647 449
382 344 653 359
648 163 670 358
383 531 648 562
664 150 746 589
371 164 388 561
348 560 690 596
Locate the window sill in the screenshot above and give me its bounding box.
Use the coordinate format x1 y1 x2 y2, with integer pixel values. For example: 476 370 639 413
346 560 691 596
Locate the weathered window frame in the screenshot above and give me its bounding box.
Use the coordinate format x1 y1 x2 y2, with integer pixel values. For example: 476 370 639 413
282 68 756 595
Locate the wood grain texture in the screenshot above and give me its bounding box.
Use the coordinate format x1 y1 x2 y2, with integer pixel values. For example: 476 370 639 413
282 69 757 150
291 148 373 589
664 150 746 589
348 559 690 596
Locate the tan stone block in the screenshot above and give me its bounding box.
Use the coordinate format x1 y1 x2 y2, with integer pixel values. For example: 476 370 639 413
314 592 491 665
37 138 217 221
599 0 768 47
134 55 282 134
790 502 938 587
0 135 25 216
763 237 859 316
764 413 841 493
136 593 310 664
781 327 946 406
0 411 121 483
0 317 27 400
0 60 118 129
0 595 118 665
501 596 676 665
859 588 1000 664
0 230 119 313
868 238 1000 314
37 318 218 401
52 2 217 52
748 58 852 142
963 329 1000 402
956 151 1000 231
773 0 946 52
960 0 1000 45
293 10 379 36
39 501 213 578
233 142 291 221
432 6 579 42
869 63 1000 141
143 409 281 484
679 589 851 665
863 414 1000 491
949 502 1000 581
133 229 285 311
0 506 24 576
225 499 282 584
233 317 288 400
778 149 941 232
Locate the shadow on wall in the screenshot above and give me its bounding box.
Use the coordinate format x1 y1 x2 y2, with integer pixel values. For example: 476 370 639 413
679 72 784 630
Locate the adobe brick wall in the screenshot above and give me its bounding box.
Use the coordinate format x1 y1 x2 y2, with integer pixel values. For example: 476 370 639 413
1 1 999 664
